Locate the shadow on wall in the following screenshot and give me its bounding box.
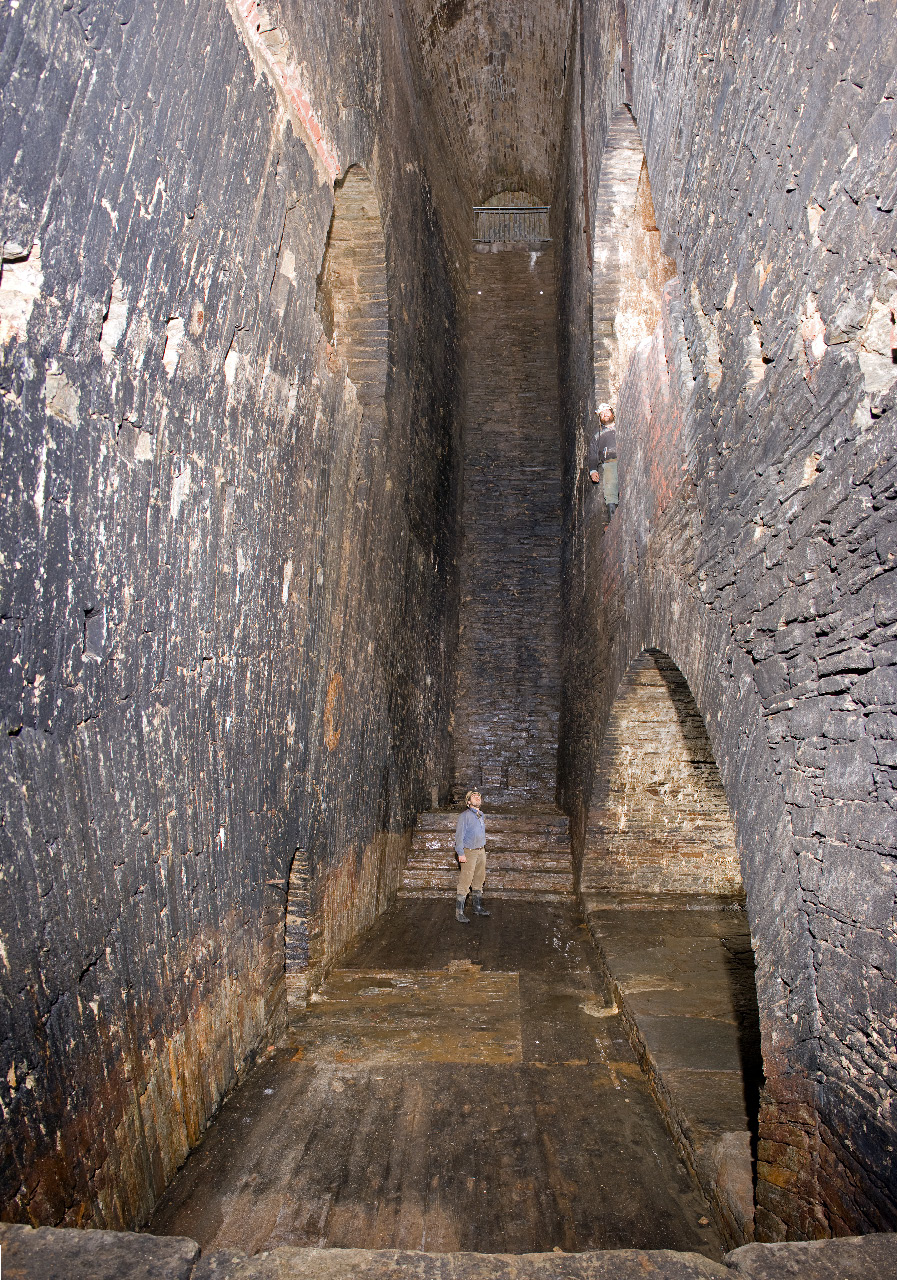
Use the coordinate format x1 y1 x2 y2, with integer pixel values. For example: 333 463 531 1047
720 932 765 1171
581 649 744 898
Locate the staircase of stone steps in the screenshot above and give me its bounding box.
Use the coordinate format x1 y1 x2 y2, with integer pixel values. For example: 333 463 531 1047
399 810 574 900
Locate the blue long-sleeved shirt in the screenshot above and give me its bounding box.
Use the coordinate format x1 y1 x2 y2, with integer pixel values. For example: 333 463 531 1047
454 806 486 858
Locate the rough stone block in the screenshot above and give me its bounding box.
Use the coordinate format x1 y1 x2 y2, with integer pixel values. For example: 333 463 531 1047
726 1234 897 1280
0 1224 199 1280
193 1247 729 1280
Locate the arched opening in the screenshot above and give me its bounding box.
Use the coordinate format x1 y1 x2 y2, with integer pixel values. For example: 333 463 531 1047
582 650 763 1248
582 650 743 898
588 107 678 509
282 165 393 1009
316 164 388 435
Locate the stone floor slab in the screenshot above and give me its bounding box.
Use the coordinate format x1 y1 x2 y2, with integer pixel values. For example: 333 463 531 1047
661 1071 751 1138
151 901 724 1259
293 968 523 1064
634 1015 744 1075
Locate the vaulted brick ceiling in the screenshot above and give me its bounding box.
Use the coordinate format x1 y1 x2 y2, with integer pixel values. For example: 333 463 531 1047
403 0 576 206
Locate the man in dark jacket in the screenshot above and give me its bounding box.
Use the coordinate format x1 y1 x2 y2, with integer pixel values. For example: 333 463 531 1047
454 789 490 923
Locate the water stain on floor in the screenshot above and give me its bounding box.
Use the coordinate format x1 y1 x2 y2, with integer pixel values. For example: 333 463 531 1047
150 900 725 1259
294 965 523 1064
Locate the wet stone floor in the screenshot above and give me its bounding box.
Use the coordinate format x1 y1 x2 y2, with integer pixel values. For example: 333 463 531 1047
151 900 725 1259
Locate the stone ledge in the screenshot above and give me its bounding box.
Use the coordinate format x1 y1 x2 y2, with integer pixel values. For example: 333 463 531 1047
0 1224 199 1280
725 1236 897 1278
583 903 761 1249
194 1248 727 1279
2 1227 895 1280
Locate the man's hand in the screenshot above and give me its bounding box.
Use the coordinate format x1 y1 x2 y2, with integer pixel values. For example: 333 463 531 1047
458 854 467 863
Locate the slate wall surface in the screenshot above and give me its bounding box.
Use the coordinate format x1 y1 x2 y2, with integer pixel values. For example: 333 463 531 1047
0 0 463 1229
559 0 896 1241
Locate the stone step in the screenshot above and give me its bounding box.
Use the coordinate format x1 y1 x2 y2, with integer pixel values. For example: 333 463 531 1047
405 852 573 874
411 833 571 854
402 809 574 898
408 843 574 866
414 809 570 834
401 879 572 897
398 885 571 901
401 870 570 890
401 875 570 896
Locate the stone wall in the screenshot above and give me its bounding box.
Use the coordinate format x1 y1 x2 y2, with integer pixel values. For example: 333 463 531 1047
400 0 576 206
582 650 743 898
451 246 563 807
559 0 896 1242
0 0 464 1230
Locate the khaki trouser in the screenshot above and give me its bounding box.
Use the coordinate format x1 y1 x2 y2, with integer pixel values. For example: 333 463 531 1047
457 847 486 896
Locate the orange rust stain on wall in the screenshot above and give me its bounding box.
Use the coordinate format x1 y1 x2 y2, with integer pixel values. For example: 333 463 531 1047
323 673 344 752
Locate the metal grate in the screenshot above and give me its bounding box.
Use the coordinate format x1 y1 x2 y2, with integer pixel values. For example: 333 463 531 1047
473 206 551 244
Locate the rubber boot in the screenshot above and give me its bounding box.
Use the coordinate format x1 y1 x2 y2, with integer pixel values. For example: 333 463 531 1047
471 891 491 917
455 896 470 923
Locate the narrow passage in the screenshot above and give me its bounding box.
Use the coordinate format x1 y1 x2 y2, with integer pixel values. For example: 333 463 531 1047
452 246 563 807
152 900 724 1258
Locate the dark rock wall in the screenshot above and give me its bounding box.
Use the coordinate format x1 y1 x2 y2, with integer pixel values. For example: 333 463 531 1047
559 0 896 1241
555 0 621 856
450 246 563 808
0 0 464 1229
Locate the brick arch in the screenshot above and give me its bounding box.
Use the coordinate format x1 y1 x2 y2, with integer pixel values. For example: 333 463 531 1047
316 163 389 438
283 165 392 1011
590 105 678 416
581 648 743 899
608 559 825 1239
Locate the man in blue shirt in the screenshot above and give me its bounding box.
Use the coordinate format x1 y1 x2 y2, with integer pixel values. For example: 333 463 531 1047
454 790 490 923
